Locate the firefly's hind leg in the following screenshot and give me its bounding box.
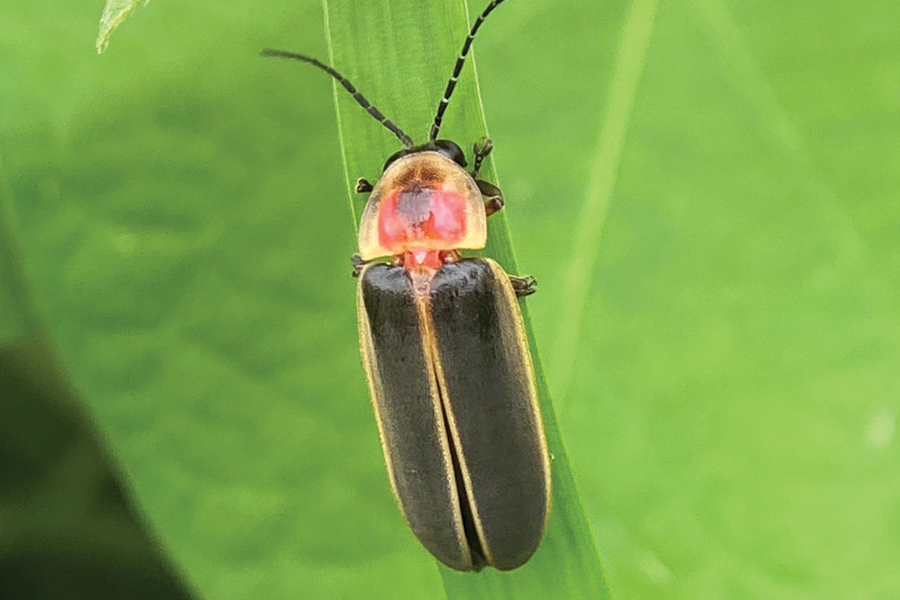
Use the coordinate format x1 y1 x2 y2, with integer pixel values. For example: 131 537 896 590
509 275 537 298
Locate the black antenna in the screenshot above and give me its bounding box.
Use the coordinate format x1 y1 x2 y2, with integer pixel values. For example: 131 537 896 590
429 0 509 141
262 48 415 148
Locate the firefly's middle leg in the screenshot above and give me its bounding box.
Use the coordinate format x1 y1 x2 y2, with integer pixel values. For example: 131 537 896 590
509 275 537 298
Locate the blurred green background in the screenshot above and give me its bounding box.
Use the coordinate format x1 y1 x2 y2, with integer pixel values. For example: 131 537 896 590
2 0 899 598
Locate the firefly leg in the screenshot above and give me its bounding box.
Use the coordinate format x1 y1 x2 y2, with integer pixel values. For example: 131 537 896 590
509 275 537 298
477 179 505 217
484 196 504 217
355 178 374 193
351 253 368 277
471 137 493 178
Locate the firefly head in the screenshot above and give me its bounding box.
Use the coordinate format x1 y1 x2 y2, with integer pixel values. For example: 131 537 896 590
383 139 467 173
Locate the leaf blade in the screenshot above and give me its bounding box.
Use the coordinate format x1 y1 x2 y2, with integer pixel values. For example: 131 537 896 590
96 0 149 54
322 0 610 597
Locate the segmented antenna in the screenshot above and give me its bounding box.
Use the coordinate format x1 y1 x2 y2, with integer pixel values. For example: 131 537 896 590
429 0 509 141
262 48 415 148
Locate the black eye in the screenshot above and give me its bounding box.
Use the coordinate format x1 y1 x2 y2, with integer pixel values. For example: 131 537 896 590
432 140 467 168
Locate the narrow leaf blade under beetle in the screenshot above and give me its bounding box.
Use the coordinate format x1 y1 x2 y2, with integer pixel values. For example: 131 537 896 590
321 0 610 595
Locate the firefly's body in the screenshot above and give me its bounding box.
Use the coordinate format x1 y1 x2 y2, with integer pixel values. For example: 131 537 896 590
264 0 550 572
356 147 549 571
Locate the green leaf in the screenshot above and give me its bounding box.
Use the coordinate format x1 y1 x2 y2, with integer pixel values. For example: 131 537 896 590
96 0 150 54
322 0 608 597
4 0 900 598
0 180 35 343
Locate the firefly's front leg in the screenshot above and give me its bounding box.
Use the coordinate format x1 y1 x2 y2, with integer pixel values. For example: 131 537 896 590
355 178 374 193
476 179 504 217
471 137 493 178
471 138 505 216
